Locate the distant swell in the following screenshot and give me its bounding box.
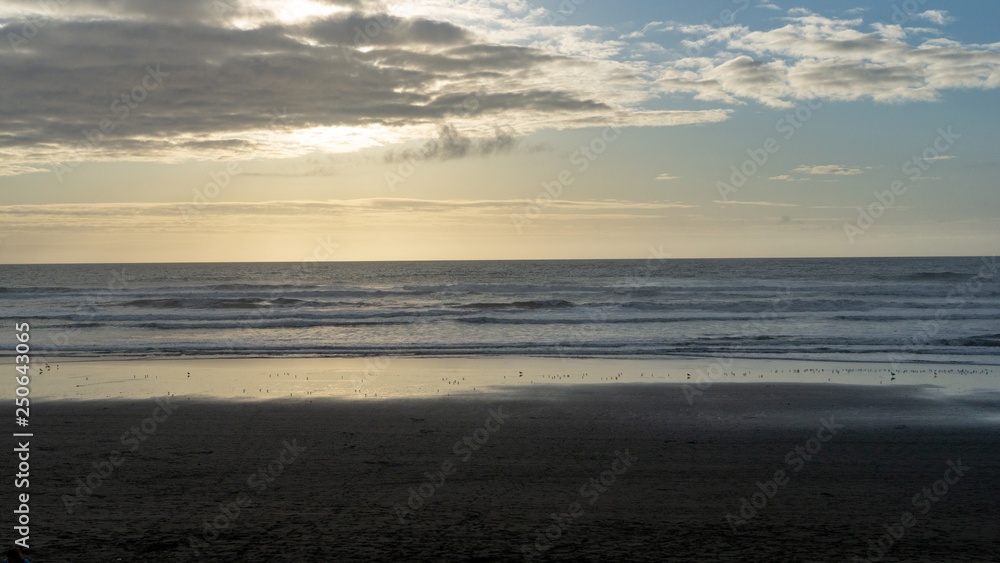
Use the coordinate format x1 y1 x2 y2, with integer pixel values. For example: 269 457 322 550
456 299 575 310
123 297 308 309
906 272 971 281
123 299 184 308
135 319 413 330
942 334 1000 347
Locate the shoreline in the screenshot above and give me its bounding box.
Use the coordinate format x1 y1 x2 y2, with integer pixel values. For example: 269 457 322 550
8 355 999 403
10 350 1000 366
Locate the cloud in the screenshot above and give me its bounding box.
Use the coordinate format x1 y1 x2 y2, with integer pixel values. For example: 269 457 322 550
757 2 781 11
0 198 700 234
382 125 547 163
712 200 798 207
914 10 955 26
655 173 678 181
2 2 991 176
656 12 1000 107
767 165 861 181
0 198 699 218
794 164 863 175
623 21 671 39
923 155 957 161
0 164 51 177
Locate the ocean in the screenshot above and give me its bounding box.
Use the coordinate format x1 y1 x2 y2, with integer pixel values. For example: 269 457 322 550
1 256 997 364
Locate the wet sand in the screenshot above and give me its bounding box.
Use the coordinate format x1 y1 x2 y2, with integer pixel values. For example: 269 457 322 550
10 381 1000 561
20 355 1000 401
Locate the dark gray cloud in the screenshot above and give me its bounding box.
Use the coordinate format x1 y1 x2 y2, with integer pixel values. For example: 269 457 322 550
0 16 576 155
2 0 365 24
382 124 549 163
0 0 727 168
307 14 470 46
2 22 543 159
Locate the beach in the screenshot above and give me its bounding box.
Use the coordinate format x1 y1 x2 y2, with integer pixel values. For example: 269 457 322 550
9 358 1000 561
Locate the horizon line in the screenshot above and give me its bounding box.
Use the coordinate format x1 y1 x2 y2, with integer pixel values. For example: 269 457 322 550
0 254 990 266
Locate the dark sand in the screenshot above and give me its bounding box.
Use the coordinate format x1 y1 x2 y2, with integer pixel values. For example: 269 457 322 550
12 383 1000 562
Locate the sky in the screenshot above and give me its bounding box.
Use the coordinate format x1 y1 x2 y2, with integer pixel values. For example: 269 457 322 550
0 0 998 263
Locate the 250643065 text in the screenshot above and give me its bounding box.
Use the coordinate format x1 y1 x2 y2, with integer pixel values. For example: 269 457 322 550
13 322 32 551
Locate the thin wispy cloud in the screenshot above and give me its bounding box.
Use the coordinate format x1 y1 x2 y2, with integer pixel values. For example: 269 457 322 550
0 199 699 229
712 200 799 207
0 164 51 177
794 165 863 175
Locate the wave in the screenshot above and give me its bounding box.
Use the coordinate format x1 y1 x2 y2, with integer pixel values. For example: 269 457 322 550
0 286 102 295
455 299 575 310
41 313 799 329
121 297 312 309
905 272 974 281
832 312 1000 321
619 299 881 313
941 334 1000 347
8 341 999 364
208 283 299 291
134 319 415 330
7 280 999 306
10 307 1000 328
454 314 805 325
